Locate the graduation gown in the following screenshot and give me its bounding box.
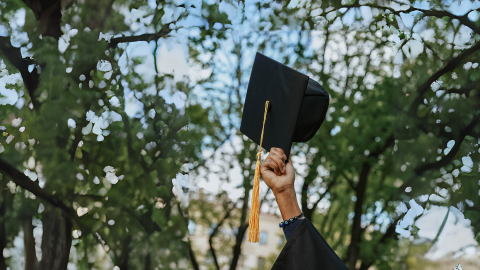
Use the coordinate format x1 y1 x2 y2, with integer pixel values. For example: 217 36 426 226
272 218 349 270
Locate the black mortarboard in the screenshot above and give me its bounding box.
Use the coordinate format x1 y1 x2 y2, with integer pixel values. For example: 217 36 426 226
240 52 330 159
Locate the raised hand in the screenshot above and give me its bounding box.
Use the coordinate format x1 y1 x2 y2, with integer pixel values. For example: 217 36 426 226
260 147 301 220
260 147 295 195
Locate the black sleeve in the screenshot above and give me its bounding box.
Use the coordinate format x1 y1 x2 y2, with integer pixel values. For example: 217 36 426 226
283 218 304 240
272 218 349 270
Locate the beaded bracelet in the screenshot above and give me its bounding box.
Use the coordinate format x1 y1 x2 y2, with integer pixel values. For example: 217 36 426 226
279 212 304 227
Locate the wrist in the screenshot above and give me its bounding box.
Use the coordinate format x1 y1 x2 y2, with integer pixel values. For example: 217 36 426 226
272 184 295 197
273 185 301 221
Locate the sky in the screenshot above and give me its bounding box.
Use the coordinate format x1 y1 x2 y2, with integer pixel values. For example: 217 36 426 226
1 0 479 266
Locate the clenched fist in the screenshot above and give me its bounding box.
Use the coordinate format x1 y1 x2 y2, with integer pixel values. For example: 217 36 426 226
260 147 295 196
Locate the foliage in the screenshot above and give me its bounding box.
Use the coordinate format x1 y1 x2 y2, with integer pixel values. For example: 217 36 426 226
0 0 226 269
188 1 480 270
0 0 479 270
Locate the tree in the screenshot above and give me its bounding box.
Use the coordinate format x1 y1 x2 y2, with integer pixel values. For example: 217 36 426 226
1 0 479 269
189 1 480 270
0 0 228 269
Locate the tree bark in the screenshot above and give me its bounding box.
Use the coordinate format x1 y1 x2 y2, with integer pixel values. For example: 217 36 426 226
358 216 401 270
230 223 248 270
144 254 151 270
229 192 250 270
209 207 233 270
0 215 5 270
0 36 40 108
347 163 371 270
0 158 72 215
0 186 10 270
408 40 480 115
187 239 200 270
24 219 39 270
324 203 343 241
301 157 321 221
175 203 200 270
117 235 132 270
305 178 336 222
21 0 63 39
40 209 72 270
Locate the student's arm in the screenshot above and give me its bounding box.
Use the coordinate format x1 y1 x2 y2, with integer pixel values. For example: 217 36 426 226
263 148 349 269
260 148 302 221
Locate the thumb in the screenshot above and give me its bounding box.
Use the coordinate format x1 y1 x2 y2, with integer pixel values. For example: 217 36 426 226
285 161 295 178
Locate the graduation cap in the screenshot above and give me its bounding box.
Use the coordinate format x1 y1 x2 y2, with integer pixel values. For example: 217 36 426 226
240 52 329 242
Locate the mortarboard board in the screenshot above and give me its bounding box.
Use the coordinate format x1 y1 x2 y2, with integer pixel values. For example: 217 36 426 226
240 52 329 242
240 52 329 159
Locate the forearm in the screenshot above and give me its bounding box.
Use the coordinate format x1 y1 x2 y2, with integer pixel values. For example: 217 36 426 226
273 185 302 220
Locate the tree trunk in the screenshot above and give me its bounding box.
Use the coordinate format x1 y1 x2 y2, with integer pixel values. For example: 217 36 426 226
21 0 63 39
0 219 5 270
324 204 342 240
175 203 200 270
230 224 248 270
302 177 314 220
144 253 151 270
358 216 400 270
117 235 132 270
187 239 200 270
24 219 39 270
347 163 371 270
229 191 250 270
0 188 9 270
301 158 321 221
40 209 72 270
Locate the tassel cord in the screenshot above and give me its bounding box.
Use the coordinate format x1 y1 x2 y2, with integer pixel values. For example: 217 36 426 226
248 100 269 243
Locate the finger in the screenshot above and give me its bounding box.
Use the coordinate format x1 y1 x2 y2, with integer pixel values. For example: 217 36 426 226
268 151 286 174
262 158 281 176
272 148 287 163
270 147 286 160
285 161 295 181
270 148 287 172
260 165 278 188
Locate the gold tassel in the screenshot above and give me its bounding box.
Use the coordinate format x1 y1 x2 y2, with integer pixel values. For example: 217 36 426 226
248 101 269 243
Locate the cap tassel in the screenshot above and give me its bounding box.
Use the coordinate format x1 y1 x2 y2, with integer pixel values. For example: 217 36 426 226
248 100 269 243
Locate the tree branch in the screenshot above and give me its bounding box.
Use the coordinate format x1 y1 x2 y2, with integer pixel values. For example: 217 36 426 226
0 36 40 109
358 215 403 270
312 177 336 210
208 202 234 270
69 118 88 161
413 113 480 176
370 134 395 157
22 0 63 39
108 23 173 48
347 162 371 270
442 85 477 98
312 2 480 35
23 219 39 270
176 203 200 270
387 3 480 35
0 181 13 270
331 214 348 252
395 113 480 201
324 201 344 241
347 134 393 269
408 41 480 116
229 192 250 270
0 158 72 214
341 172 357 191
